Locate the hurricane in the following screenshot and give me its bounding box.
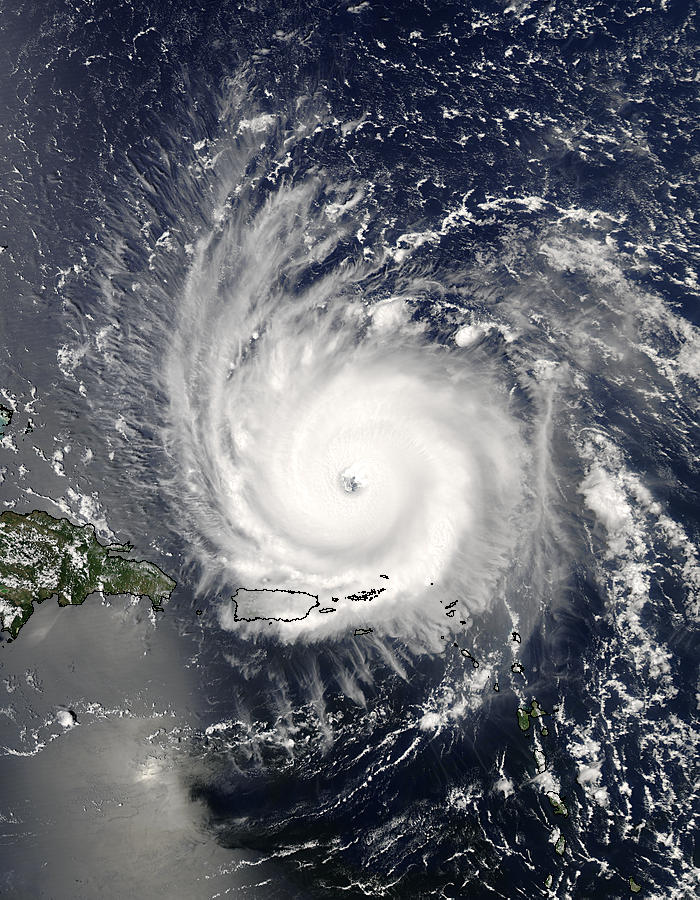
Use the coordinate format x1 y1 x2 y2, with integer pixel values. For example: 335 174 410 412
164 170 526 640
3 1 698 896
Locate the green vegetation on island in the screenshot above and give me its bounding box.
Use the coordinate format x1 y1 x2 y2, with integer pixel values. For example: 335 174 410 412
517 699 547 732
629 876 642 893
0 510 176 640
547 791 569 817
517 706 531 731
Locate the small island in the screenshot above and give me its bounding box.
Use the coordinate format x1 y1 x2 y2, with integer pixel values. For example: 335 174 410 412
0 510 176 640
0 404 12 436
517 699 547 732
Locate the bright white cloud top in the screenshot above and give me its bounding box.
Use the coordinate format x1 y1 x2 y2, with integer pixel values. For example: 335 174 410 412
163 179 525 640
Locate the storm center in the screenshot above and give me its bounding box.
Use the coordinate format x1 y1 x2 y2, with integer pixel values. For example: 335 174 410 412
340 464 368 494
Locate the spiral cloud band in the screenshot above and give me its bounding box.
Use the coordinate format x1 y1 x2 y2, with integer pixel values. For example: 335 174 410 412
165 177 524 639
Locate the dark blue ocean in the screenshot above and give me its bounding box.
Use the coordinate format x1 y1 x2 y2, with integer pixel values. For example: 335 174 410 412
0 1 698 898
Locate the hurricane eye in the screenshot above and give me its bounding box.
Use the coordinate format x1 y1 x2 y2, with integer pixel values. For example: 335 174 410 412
340 464 367 493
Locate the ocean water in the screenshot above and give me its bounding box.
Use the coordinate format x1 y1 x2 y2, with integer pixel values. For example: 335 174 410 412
0 1 698 897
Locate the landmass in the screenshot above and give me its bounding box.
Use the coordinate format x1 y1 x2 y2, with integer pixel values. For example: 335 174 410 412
0 404 12 437
459 646 479 668
517 699 547 732
231 584 388 623
547 791 569 817
231 587 320 622
346 587 385 602
0 510 176 640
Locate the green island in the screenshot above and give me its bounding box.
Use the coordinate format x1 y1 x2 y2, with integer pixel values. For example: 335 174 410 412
547 791 569 817
517 698 547 732
0 510 176 640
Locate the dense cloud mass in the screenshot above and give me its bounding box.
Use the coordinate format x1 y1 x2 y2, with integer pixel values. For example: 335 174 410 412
1 0 698 895
165 172 526 639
